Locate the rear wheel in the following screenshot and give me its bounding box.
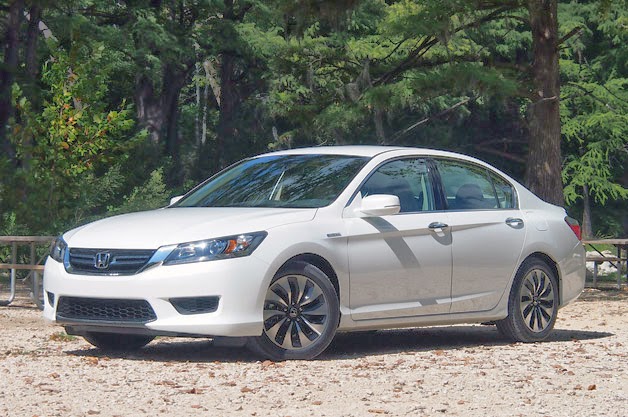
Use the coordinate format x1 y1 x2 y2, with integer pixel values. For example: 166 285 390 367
247 261 339 360
496 258 559 342
83 332 155 351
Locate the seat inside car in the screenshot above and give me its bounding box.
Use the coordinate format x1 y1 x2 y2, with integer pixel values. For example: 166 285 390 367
361 172 420 213
453 183 493 210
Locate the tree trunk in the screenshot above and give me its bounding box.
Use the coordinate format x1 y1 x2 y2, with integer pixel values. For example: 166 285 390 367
524 0 564 206
195 62 201 149
215 51 239 169
135 67 188 150
20 4 42 173
374 105 386 144
135 75 164 145
212 0 254 170
25 4 41 80
135 64 190 185
163 65 186 162
581 184 593 239
0 0 23 163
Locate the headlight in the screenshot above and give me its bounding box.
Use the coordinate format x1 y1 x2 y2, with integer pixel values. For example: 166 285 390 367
50 236 67 263
163 231 267 265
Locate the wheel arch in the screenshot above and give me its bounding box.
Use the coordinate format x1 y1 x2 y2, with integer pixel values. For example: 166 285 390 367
277 253 340 300
520 251 561 305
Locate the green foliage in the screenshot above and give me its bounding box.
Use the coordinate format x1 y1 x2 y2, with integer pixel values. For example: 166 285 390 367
263 0 527 150
0 0 626 239
49 331 78 342
6 42 144 233
0 212 29 237
560 1 628 207
108 169 169 216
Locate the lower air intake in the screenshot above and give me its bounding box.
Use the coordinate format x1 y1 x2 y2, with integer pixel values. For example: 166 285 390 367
56 297 157 323
170 296 220 315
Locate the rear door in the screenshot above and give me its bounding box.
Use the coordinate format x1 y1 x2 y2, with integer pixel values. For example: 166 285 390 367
434 158 526 313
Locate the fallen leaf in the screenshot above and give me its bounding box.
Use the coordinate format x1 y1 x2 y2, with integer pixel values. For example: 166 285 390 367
84 357 99 365
184 387 203 394
156 380 181 388
587 384 597 391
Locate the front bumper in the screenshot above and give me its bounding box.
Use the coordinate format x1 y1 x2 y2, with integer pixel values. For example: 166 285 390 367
43 254 272 337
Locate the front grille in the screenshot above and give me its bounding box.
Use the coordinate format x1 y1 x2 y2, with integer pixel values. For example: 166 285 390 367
56 297 157 323
68 248 155 275
170 296 220 315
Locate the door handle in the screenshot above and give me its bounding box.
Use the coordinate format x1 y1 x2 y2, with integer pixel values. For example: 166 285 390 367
428 222 449 229
505 217 524 227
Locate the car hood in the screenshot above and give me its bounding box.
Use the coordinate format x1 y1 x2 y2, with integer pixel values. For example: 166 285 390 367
64 207 317 249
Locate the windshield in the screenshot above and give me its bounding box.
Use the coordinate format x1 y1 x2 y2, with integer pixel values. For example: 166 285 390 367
175 154 369 208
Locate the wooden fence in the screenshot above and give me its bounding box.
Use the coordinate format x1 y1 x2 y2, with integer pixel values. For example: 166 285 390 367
0 236 55 309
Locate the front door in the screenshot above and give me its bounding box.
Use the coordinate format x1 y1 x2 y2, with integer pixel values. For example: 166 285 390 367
345 158 452 320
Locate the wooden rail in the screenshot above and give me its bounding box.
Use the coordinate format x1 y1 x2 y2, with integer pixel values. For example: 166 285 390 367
0 236 56 309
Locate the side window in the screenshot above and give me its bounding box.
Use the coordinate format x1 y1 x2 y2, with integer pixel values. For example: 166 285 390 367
360 159 435 213
436 159 498 210
489 172 516 209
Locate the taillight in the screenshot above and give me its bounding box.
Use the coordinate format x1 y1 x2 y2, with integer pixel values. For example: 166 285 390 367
565 216 582 241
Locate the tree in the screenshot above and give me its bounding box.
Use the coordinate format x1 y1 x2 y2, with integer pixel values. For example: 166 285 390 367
0 0 24 162
264 1 524 151
10 43 141 231
560 0 628 237
523 0 564 206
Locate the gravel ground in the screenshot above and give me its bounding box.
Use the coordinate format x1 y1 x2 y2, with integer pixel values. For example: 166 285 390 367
0 288 626 417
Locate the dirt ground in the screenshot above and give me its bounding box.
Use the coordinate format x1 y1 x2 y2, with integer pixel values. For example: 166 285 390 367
0 288 626 417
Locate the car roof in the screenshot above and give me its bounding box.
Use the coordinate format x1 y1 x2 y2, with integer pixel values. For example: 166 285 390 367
254 145 523 192
256 145 470 159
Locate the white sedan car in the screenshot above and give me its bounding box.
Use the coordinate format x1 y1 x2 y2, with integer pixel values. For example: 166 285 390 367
43 146 585 360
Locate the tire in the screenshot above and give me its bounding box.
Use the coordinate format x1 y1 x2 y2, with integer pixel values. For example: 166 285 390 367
83 332 155 351
247 261 339 360
496 258 559 342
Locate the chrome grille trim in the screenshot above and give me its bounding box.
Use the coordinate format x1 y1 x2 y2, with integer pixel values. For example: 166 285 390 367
66 248 156 275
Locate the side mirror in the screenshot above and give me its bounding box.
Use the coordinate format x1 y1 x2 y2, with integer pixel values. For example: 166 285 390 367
357 194 400 217
169 195 183 206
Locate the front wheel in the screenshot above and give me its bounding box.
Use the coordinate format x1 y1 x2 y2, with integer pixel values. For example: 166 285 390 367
247 261 339 360
496 258 559 342
83 332 155 351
